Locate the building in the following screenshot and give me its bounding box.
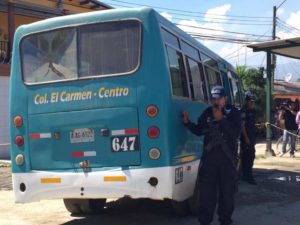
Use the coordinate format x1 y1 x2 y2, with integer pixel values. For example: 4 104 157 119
0 0 111 158
274 80 300 107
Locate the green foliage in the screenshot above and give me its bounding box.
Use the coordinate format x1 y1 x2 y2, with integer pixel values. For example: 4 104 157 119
236 65 266 120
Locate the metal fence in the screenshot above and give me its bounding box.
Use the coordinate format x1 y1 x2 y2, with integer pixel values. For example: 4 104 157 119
0 41 11 64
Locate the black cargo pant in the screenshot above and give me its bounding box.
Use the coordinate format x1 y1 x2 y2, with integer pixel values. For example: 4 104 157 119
241 142 255 179
198 149 237 225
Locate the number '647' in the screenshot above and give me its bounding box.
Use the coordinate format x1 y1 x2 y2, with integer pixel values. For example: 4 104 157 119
112 137 136 152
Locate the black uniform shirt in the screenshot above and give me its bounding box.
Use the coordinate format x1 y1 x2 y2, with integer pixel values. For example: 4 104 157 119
240 106 256 144
284 109 297 131
185 104 241 160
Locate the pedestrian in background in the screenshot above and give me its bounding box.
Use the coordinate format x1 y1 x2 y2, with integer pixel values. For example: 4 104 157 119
240 91 257 185
280 100 297 158
295 108 300 147
182 86 241 225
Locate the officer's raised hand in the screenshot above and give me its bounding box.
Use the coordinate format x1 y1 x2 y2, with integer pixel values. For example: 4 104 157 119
181 111 189 124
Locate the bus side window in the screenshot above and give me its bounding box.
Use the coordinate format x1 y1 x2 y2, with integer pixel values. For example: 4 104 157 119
166 46 189 97
205 66 222 95
186 57 207 101
228 71 242 107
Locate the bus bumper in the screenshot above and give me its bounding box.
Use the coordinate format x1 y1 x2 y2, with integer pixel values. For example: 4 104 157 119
12 160 199 203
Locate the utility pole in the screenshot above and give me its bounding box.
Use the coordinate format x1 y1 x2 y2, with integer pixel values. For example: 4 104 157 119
265 6 277 157
271 6 277 90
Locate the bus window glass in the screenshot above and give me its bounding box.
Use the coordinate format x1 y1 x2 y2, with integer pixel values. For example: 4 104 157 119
78 20 140 77
161 28 180 49
228 71 242 106
21 28 77 83
186 58 205 101
201 52 219 70
166 46 189 97
181 41 200 61
205 66 222 93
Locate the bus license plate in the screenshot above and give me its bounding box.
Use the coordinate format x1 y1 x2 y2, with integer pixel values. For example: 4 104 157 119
70 128 95 143
111 136 139 152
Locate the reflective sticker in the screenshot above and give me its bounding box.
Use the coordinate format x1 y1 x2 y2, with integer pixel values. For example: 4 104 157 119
40 178 61 183
180 155 196 163
29 133 52 139
104 176 127 182
111 128 139 136
72 151 96 157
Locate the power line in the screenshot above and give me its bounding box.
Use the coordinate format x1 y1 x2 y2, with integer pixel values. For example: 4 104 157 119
190 34 265 44
104 0 272 19
277 0 288 10
221 26 273 59
170 16 271 26
189 33 269 43
158 11 271 23
276 23 300 37
177 24 272 38
107 2 272 26
277 18 300 34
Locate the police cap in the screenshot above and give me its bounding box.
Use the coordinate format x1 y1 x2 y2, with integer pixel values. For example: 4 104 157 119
211 85 226 99
245 91 255 101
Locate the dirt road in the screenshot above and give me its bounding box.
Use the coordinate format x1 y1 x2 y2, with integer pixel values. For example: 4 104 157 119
1 143 300 225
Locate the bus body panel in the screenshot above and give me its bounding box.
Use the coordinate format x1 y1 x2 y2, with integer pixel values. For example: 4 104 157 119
12 161 199 203
28 107 140 170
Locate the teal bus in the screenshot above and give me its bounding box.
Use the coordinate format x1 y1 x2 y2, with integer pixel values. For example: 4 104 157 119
10 7 244 214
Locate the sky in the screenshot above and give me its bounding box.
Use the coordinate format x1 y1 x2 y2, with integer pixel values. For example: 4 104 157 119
102 0 300 81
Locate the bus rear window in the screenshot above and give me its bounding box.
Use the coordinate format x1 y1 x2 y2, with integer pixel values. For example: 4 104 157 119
21 20 141 84
78 20 140 77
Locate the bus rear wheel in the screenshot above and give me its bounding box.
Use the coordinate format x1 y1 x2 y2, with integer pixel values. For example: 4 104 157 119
170 199 190 216
63 198 106 214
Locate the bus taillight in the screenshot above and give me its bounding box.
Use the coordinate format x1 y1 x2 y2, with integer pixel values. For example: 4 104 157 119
147 126 160 139
14 116 23 127
15 136 24 147
146 105 158 118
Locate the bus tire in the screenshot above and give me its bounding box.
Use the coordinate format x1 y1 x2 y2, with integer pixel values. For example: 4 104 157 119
63 198 106 214
170 199 190 216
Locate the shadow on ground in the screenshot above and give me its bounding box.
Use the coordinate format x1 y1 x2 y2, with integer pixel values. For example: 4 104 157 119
60 168 300 225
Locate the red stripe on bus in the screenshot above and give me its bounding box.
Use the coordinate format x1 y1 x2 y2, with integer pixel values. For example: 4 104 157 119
29 134 40 139
72 152 84 157
125 128 139 135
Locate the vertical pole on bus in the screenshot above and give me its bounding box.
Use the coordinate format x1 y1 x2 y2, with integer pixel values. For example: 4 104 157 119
265 51 275 156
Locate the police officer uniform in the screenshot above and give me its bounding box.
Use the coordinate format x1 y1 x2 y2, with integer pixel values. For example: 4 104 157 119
240 92 257 185
184 86 241 225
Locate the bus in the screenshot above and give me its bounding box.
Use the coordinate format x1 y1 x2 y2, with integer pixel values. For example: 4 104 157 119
10 7 244 214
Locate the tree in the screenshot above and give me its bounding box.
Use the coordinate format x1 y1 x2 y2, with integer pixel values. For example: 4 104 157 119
236 65 267 120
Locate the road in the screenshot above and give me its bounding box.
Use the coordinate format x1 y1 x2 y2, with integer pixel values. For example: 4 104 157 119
1 143 300 225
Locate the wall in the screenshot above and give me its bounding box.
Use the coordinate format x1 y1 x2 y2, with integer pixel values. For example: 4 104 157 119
0 76 10 159
0 11 8 42
15 14 41 29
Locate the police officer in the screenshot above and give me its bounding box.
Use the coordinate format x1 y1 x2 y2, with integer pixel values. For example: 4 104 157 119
240 91 257 185
182 86 241 225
